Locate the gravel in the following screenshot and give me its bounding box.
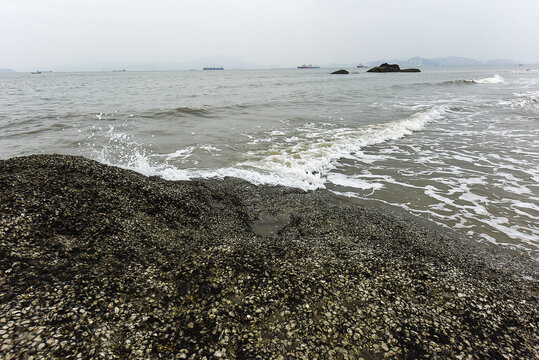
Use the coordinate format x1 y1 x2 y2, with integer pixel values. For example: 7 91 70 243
0 154 537 359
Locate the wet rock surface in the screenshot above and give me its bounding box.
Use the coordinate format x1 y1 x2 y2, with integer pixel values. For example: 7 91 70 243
367 63 421 73
1 154 537 359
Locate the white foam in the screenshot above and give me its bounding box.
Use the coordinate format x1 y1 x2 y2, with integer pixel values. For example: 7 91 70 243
458 190 488 204
285 136 300 143
479 233 497 244
425 185 456 206
199 144 221 152
111 153 326 191
482 216 538 245
99 107 443 192
453 216 474 230
513 90 539 103
239 107 444 190
164 166 319 190
327 173 384 191
352 151 389 164
509 199 539 212
452 154 475 163
503 184 532 195
472 74 505 84
457 190 490 217
165 147 195 160
164 144 221 161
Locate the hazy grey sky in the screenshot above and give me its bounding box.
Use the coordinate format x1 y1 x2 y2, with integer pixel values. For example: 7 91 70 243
2 0 538 70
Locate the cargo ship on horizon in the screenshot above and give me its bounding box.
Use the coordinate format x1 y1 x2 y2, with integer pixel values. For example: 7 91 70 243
297 64 320 69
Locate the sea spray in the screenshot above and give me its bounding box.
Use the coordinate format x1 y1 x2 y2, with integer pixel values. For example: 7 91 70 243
239 107 444 189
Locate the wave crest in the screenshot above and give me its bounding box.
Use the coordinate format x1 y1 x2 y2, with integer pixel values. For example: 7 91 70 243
238 107 444 190
471 74 505 84
436 74 505 86
96 107 445 191
147 107 212 119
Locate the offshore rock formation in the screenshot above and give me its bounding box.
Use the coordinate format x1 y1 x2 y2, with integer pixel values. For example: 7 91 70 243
331 69 349 74
0 155 537 359
367 63 421 73
400 68 422 72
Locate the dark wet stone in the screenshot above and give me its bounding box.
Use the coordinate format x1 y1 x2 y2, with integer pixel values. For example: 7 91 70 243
367 63 421 73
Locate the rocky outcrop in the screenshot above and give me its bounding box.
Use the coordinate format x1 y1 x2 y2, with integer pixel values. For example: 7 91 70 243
367 63 401 72
367 63 421 73
400 68 421 72
331 69 349 74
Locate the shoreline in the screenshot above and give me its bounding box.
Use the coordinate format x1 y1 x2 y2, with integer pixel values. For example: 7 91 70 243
1 154 537 359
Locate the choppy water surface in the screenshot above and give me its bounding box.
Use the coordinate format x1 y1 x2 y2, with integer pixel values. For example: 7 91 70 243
1 67 538 255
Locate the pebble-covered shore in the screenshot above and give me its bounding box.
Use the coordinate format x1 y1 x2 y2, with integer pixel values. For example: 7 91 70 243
0 154 537 359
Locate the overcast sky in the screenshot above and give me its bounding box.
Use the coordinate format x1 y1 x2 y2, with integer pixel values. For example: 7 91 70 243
1 0 538 70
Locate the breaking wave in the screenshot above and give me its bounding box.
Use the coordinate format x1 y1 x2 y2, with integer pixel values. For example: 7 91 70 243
403 75 506 88
437 74 505 86
237 106 445 190
95 107 444 191
471 74 505 84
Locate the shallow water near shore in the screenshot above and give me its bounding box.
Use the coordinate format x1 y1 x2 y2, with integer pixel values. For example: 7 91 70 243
0 67 538 255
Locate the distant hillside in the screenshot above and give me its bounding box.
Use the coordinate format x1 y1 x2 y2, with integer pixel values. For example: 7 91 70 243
0 68 15 73
366 57 439 68
485 59 519 66
432 56 482 66
405 57 439 67
365 56 516 68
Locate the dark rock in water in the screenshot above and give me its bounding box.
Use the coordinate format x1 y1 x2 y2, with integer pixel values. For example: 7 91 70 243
0 154 537 359
367 63 421 73
367 63 402 72
400 68 421 72
331 69 349 74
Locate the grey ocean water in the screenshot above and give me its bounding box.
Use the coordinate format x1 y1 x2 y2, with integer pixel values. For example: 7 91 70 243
1 67 538 255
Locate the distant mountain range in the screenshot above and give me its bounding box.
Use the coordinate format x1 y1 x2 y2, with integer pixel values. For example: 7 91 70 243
327 56 521 69
185 56 520 69
2 56 528 73
364 56 517 68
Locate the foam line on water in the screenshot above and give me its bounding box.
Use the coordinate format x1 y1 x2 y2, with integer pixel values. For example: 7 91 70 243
327 173 385 191
101 107 444 192
103 150 327 191
472 74 505 84
239 106 445 190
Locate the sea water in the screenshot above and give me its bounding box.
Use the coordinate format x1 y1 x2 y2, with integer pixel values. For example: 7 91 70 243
0 67 537 255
